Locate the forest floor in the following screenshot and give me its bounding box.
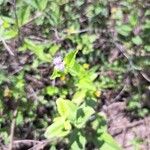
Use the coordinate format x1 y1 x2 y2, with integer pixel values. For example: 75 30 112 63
0 49 150 150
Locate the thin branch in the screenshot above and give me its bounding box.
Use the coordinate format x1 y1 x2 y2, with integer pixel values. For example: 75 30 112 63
112 84 127 102
0 38 15 56
28 140 50 150
5 140 41 150
9 109 18 150
140 71 150 83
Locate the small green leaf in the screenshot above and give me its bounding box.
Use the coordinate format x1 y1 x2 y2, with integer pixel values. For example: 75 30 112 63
24 0 37 8
144 45 150 52
1 29 17 40
76 77 96 91
50 69 64 79
117 24 132 36
49 44 60 56
132 36 143 45
64 50 78 69
72 90 86 105
0 16 15 24
129 14 138 27
38 0 48 11
17 6 31 26
69 62 85 77
24 39 51 62
101 133 122 150
46 86 59 96
75 106 95 128
56 98 78 122
64 120 72 131
16 111 24 125
0 0 4 5
70 131 86 150
44 117 69 139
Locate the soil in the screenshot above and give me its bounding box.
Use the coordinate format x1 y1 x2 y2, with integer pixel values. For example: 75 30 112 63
0 50 149 150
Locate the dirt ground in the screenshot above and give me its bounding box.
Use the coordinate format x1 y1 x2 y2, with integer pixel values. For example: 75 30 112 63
103 99 150 150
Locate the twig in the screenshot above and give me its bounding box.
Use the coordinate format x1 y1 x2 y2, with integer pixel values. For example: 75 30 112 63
9 109 18 150
144 118 150 149
112 84 127 102
5 140 41 150
110 32 143 98
122 128 127 147
28 140 50 150
140 71 150 83
0 38 15 56
111 117 150 135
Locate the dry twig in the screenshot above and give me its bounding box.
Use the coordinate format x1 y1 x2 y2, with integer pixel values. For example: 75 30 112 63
9 109 18 150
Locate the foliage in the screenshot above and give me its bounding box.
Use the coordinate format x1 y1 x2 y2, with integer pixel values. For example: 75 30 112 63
0 0 149 149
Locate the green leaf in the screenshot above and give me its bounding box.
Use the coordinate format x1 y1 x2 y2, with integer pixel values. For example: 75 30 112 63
69 62 85 77
0 16 15 24
132 36 143 45
72 90 86 105
37 0 48 11
24 0 37 8
44 117 69 139
64 50 78 69
144 45 150 52
101 133 122 150
75 106 95 128
129 14 138 27
117 24 132 36
49 44 60 56
0 0 4 5
17 6 31 26
24 39 51 62
56 98 78 122
50 69 62 79
1 29 17 40
70 130 86 150
76 77 96 91
46 86 59 96
16 111 24 125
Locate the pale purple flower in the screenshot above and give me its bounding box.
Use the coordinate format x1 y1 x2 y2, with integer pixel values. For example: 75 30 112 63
53 56 65 71
53 56 62 65
54 63 65 71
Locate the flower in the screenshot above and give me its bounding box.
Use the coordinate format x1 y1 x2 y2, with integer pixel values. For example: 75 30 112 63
54 63 64 71
53 56 65 71
53 56 62 65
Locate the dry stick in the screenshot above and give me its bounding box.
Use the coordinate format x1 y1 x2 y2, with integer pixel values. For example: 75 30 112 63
0 0 19 57
140 71 150 83
4 140 41 150
28 140 50 150
12 140 41 150
111 117 150 134
111 34 143 99
144 118 150 149
122 128 127 148
112 84 127 102
28 138 61 150
1 38 15 56
9 109 18 150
